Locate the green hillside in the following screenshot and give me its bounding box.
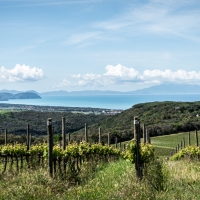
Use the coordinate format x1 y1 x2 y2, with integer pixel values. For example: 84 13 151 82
0 110 109 137
86 101 200 143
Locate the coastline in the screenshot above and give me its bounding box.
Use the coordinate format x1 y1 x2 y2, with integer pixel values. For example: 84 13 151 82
0 93 200 111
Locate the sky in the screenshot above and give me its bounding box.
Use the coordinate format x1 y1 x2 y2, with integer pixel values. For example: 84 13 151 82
1 0 200 92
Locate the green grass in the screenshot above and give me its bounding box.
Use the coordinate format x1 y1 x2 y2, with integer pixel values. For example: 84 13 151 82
151 131 198 157
151 131 197 148
0 110 9 114
1 159 200 199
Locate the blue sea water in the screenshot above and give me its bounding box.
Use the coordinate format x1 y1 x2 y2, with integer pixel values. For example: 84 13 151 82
1 94 200 110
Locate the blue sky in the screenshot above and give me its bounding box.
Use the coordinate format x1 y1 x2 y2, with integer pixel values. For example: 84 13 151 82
1 0 200 92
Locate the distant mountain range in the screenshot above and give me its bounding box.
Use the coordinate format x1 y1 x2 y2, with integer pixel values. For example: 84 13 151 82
1 84 200 97
40 84 200 96
127 84 200 94
0 92 41 101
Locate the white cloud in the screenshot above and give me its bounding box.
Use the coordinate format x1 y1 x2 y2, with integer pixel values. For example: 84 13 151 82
142 69 200 83
54 64 200 88
0 64 45 83
104 64 140 80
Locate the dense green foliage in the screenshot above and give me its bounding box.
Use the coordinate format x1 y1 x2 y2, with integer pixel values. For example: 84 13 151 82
88 101 200 143
0 110 109 137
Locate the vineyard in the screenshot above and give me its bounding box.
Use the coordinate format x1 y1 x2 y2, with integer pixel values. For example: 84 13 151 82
0 140 154 177
1 116 200 199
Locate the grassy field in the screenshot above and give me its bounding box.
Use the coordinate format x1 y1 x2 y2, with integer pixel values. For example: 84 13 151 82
151 131 197 148
1 158 200 200
150 131 198 157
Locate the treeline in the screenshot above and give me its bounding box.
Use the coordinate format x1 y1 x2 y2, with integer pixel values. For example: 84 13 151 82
0 110 110 136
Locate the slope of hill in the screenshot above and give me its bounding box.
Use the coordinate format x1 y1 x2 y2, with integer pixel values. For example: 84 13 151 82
11 92 41 99
86 101 200 143
0 93 14 101
0 92 41 100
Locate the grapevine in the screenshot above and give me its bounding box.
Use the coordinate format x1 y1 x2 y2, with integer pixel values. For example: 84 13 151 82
171 145 200 161
123 139 155 163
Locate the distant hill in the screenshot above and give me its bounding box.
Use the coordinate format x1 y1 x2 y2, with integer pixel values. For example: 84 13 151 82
11 92 41 99
40 84 200 96
2 83 200 97
0 92 41 101
128 84 200 94
0 93 14 101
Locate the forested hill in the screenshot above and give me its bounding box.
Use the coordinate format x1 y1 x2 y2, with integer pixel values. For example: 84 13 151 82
87 101 200 143
1 101 200 144
0 111 109 136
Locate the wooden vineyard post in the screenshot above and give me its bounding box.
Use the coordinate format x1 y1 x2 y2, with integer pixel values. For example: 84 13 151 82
5 129 7 145
99 127 101 144
26 125 31 168
143 124 146 143
29 133 32 147
108 133 110 146
196 130 199 147
27 124 30 151
68 133 70 145
2 129 8 173
134 116 142 179
123 143 126 151
62 117 66 150
183 137 186 148
146 129 151 144
85 123 88 143
47 118 53 177
180 141 183 150
188 131 191 146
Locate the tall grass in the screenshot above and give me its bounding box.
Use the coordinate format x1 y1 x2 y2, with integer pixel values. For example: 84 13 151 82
1 158 200 200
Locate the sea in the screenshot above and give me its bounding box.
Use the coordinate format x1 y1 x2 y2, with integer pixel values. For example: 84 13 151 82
1 94 200 110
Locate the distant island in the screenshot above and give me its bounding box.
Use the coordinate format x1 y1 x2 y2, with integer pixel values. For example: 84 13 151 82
0 92 41 101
